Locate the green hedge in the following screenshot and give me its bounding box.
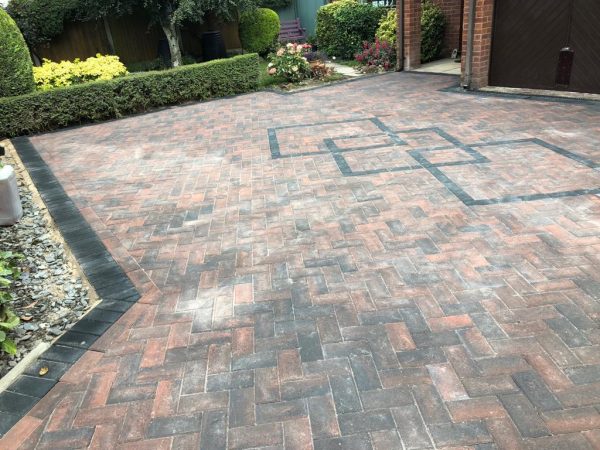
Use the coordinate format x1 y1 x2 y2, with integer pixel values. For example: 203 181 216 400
316 0 386 60
0 54 260 138
0 8 35 97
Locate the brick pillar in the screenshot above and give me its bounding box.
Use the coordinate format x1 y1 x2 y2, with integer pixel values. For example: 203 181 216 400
403 0 422 70
460 0 494 88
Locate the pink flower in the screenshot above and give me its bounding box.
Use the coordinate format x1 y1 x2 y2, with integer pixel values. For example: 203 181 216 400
268 68 277 75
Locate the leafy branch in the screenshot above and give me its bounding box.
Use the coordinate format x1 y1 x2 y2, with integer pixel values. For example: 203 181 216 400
0 251 22 355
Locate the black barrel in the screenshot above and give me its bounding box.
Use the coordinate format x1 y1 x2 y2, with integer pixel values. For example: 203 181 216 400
201 31 227 61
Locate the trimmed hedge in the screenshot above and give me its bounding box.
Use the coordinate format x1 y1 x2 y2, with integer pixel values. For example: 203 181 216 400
239 8 280 55
0 54 260 138
316 0 386 59
0 8 35 97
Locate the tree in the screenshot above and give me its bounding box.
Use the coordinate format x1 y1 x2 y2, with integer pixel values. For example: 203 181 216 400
7 0 80 61
81 0 257 67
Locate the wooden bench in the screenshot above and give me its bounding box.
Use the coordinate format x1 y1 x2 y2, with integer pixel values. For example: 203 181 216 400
279 19 307 43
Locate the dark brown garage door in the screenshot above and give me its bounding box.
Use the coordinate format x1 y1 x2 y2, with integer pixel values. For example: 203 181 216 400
489 0 600 94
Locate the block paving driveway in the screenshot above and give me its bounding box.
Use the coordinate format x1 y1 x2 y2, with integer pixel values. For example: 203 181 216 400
4 73 600 449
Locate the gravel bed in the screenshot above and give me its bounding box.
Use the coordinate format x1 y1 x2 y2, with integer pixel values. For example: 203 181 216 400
0 144 95 377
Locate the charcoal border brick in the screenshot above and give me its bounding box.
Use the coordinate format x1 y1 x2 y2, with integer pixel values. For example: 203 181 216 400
267 116 600 206
1 137 142 437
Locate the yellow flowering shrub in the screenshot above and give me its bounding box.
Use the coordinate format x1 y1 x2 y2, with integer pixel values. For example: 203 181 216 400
33 54 128 90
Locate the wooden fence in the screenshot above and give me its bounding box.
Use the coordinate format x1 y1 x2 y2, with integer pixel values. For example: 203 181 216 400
34 14 242 65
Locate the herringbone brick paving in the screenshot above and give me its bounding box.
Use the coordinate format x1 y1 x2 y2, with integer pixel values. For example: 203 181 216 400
3 73 600 449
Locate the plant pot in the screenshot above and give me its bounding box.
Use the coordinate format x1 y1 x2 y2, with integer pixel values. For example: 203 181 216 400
201 31 227 62
0 165 23 226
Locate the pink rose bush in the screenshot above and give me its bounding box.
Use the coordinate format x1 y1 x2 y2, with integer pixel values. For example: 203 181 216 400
267 43 312 82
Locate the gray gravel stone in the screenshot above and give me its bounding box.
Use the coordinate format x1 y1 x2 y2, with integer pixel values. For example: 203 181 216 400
0 154 94 376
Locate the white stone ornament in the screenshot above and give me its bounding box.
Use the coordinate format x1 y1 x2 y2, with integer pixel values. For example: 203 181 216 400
0 164 23 226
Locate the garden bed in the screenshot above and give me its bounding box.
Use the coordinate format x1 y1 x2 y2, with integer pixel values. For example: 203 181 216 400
259 56 349 92
0 141 96 377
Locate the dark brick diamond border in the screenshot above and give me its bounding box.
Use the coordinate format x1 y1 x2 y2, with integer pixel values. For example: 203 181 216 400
268 117 600 206
0 137 141 436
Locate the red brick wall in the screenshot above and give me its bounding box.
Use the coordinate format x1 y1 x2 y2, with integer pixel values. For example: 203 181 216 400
404 0 422 69
460 0 494 88
433 0 463 56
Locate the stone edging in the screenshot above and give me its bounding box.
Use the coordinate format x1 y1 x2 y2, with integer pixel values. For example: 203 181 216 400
0 137 140 436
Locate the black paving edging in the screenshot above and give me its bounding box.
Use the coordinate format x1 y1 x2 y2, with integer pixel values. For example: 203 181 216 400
440 84 600 108
0 137 140 436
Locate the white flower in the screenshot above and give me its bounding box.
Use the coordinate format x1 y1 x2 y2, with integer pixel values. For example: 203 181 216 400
292 66 299 72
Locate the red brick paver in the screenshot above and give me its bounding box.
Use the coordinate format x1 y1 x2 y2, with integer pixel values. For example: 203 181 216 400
4 73 600 449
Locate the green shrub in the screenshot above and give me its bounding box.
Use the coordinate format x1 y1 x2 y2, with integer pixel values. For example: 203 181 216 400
268 43 311 82
421 0 446 63
0 251 22 356
34 54 129 90
239 8 280 55
0 54 260 138
0 8 35 98
376 9 397 46
7 0 79 48
316 0 386 59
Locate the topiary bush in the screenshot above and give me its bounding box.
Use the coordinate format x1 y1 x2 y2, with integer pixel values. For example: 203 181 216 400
239 8 280 56
0 8 35 98
316 0 386 60
421 0 446 63
0 54 260 138
376 9 397 47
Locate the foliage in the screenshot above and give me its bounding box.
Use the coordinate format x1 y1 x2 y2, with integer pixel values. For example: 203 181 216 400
7 0 80 48
78 0 257 25
304 50 327 63
0 54 260 138
259 0 292 9
376 9 396 46
239 8 280 55
34 54 129 90
421 0 445 63
75 0 258 67
127 58 170 73
355 38 394 72
0 9 35 98
267 43 311 82
0 252 22 355
316 0 385 59
310 61 333 80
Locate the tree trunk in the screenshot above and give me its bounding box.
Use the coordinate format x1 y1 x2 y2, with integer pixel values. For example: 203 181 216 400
160 16 183 67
